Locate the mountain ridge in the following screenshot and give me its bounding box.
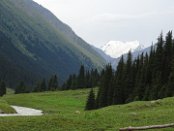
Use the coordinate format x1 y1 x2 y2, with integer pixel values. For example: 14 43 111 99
93 43 150 68
101 40 142 58
0 0 106 87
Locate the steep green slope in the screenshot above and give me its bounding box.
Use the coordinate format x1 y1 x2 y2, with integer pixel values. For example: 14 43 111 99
0 0 106 87
1 89 174 130
0 99 16 114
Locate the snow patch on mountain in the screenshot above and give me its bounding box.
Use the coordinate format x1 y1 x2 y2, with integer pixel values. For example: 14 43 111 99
101 41 142 58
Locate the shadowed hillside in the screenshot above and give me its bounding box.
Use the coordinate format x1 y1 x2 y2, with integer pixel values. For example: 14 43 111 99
0 0 106 87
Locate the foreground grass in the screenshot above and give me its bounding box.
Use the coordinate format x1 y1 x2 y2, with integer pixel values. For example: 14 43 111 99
0 99 16 114
0 89 174 130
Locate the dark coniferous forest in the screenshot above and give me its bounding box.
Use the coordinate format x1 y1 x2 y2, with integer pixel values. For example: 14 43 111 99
62 65 100 90
85 31 174 110
10 31 174 111
3 31 174 111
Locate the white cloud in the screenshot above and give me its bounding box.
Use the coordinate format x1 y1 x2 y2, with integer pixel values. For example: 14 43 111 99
33 0 174 47
90 13 136 23
89 11 174 23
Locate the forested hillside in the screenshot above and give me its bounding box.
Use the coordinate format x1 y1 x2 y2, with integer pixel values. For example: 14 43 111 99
0 0 105 88
85 31 174 109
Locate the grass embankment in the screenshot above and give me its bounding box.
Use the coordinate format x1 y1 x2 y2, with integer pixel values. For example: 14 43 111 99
0 88 174 131
0 99 16 114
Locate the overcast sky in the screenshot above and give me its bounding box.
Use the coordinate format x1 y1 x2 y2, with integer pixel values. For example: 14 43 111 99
33 0 174 48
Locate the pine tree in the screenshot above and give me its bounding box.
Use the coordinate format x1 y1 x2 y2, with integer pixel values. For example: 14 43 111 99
97 64 113 107
65 75 73 90
155 33 164 74
0 81 6 96
40 79 47 91
15 81 27 94
85 88 96 110
33 81 41 92
133 53 147 101
48 75 59 91
91 69 99 87
162 31 173 84
144 45 155 100
52 75 59 90
78 65 85 88
149 33 164 99
85 70 92 88
166 57 174 97
113 56 125 104
142 53 149 100
48 76 53 91
124 51 134 102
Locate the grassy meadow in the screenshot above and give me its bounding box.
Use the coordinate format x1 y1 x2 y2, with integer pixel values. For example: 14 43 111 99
0 99 16 114
0 88 174 130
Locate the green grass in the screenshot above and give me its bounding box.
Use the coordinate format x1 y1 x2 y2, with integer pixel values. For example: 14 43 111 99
0 88 174 131
0 99 16 114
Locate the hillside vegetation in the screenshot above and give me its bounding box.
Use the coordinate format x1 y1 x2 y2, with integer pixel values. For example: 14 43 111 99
0 99 16 114
0 89 173 131
85 32 174 111
0 0 105 88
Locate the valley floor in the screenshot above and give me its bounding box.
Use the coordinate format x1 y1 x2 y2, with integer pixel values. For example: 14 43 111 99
0 88 174 131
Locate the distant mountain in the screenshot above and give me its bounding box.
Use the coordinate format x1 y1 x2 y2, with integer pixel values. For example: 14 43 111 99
112 46 151 68
0 0 106 87
101 41 143 58
93 42 150 68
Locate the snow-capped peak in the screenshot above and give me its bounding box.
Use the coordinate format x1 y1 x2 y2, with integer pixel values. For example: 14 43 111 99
101 40 141 58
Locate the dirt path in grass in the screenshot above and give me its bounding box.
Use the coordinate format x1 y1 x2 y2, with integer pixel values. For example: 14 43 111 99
0 106 43 116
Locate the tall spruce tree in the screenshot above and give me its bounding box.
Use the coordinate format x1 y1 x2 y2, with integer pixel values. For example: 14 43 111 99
113 56 125 104
142 53 149 100
150 33 164 99
52 75 59 90
97 64 113 108
166 57 174 97
48 75 59 91
144 45 155 100
163 31 173 84
15 81 27 94
65 75 73 90
48 76 53 91
124 51 134 102
0 81 6 96
78 65 85 88
133 53 147 101
85 88 96 110
33 81 41 92
85 70 92 88
40 79 47 91
91 69 99 87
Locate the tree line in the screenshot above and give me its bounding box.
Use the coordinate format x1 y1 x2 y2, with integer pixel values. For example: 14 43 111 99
86 31 174 110
62 65 100 90
15 75 59 94
0 80 6 97
0 64 100 95
1 31 174 112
